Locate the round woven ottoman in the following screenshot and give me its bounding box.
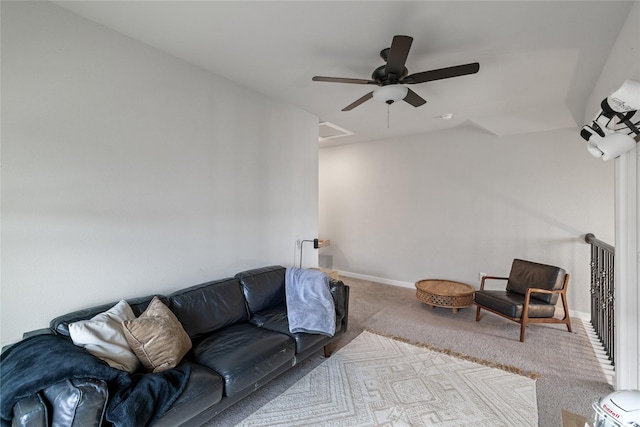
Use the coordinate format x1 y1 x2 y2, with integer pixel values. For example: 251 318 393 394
415 279 475 313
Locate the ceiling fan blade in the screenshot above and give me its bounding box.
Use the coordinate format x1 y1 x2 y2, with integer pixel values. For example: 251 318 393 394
342 91 374 111
403 88 427 107
313 76 377 85
385 35 413 77
402 62 480 84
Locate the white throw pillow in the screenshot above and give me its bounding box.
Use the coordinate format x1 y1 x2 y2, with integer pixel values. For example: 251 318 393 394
69 300 140 373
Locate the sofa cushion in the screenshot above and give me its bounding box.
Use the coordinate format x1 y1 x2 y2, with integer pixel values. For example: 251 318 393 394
42 378 108 427
168 278 249 340
68 300 140 373
122 297 192 373
153 362 225 427
506 259 566 304
473 290 557 318
249 303 328 354
192 322 295 397
235 266 286 314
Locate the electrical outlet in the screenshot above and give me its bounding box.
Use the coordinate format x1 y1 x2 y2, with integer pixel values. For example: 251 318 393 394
478 272 486 280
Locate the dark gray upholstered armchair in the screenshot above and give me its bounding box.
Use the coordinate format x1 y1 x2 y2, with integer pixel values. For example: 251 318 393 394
474 259 572 342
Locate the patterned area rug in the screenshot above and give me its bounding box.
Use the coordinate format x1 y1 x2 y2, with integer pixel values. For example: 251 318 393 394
235 330 538 426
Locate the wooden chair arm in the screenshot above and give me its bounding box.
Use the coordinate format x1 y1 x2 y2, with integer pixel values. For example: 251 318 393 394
479 276 508 290
524 287 565 307
528 287 557 294
524 274 570 302
525 287 564 297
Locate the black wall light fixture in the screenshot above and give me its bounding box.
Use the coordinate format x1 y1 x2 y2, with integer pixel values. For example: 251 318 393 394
299 238 319 268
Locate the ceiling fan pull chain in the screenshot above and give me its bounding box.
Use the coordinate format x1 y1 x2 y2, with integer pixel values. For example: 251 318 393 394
387 104 390 128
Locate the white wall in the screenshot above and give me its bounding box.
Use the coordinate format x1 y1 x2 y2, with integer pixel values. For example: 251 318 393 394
1 1 319 346
319 125 614 314
585 0 640 390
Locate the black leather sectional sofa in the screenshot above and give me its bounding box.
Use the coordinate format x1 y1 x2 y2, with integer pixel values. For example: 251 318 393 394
2 265 349 427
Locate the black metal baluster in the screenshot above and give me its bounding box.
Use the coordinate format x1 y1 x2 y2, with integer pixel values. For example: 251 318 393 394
585 233 615 366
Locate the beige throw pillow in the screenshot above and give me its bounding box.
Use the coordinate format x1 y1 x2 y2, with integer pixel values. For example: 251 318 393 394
122 297 192 373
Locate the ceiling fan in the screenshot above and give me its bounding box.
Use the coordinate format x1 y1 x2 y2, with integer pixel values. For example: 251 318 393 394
313 35 480 111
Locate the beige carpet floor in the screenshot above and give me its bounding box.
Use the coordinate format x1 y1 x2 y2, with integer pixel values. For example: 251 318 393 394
207 276 612 427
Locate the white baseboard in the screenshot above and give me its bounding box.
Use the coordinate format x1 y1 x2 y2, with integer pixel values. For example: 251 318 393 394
338 271 594 322
337 270 415 289
570 310 591 321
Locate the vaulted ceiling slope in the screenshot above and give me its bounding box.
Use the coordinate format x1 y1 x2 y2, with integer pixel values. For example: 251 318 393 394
53 1 634 145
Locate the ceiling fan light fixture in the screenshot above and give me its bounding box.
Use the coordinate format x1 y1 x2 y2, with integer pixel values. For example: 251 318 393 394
373 85 408 104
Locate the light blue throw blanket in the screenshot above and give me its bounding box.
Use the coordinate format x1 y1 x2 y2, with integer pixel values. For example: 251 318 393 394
285 267 336 337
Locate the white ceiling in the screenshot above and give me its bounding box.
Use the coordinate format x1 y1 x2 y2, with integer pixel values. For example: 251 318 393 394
54 1 634 146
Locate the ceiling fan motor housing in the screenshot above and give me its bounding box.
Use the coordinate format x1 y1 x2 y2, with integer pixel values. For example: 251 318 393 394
372 64 408 85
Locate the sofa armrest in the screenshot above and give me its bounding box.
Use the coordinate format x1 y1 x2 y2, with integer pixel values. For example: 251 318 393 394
23 328 55 340
11 394 49 427
1 330 55 354
329 280 349 334
329 280 345 316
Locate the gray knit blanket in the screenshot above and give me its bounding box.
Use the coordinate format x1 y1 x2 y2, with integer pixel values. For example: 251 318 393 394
285 267 335 336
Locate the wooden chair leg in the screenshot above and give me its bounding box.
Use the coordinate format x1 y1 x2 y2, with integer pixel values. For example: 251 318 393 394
475 305 481 322
521 291 533 343
561 293 572 333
